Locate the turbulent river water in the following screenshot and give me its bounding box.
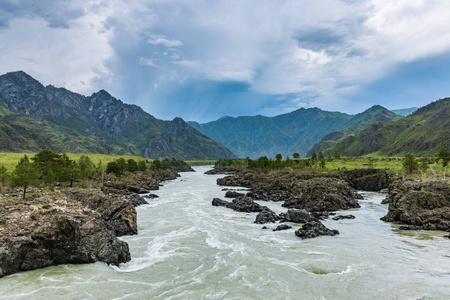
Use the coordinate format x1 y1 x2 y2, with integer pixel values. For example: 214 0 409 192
1 166 449 299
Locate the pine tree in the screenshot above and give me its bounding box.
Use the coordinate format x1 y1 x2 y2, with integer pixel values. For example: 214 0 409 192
437 148 450 167
0 164 8 193
10 155 40 199
78 155 95 187
403 154 419 174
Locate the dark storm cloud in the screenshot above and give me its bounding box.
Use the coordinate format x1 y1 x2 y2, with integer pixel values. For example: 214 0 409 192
0 0 85 29
294 27 346 51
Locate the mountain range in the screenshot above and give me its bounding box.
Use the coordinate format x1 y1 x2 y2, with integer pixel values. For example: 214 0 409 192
189 105 403 158
306 105 402 156
1 71 445 160
321 98 450 157
0 71 235 160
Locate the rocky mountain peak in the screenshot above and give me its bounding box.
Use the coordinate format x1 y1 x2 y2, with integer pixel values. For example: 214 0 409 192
0 71 236 159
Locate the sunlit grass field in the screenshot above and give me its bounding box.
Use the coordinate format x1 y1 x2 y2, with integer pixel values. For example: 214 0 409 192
0 152 149 171
186 160 216 166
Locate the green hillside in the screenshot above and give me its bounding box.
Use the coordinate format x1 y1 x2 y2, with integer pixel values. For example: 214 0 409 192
189 106 403 159
0 71 236 160
324 98 450 157
307 105 402 156
189 108 353 158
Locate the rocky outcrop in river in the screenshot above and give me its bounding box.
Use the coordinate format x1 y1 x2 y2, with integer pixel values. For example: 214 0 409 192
103 169 180 194
216 170 361 212
0 191 131 278
381 180 450 231
211 168 359 239
0 168 183 278
295 221 340 239
64 189 138 236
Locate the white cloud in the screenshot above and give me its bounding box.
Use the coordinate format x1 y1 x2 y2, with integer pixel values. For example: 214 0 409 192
2 0 450 117
138 57 160 68
146 34 182 47
0 10 113 94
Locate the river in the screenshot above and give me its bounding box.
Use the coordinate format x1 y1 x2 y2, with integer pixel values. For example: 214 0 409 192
1 166 449 299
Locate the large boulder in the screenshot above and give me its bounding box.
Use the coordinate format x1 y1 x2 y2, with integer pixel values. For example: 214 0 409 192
341 169 391 191
254 209 280 224
212 198 229 207
295 221 339 239
226 197 268 213
282 178 360 212
0 192 131 278
125 193 149 207
279 209 317 223
64 189 137 236
381 181 450 231
225 190 246 198
273 224 292 231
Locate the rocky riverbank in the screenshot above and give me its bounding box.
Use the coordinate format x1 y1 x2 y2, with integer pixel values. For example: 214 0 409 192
0 168 182 278
381 180 450 231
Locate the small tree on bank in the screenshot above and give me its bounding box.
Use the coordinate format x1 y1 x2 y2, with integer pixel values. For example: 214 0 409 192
78 155 95 187
10 155 40 199
403 154 419 174
333 150 341 160
437 148 450 167
0 164 8 194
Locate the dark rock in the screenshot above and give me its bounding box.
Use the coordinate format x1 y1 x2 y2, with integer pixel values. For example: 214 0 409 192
226 197 268 213
341 169 391 191
381 195 392 204
273 224 292 231
225 191 246 198
444 234 450 239
125 193 149 207
282 178 360 212
0 192 131 278
398 225 422 231
279 209 317 223
212 198 229 207
218 170 361 212
310 211 335 220
381 181 450 231
64 189 137 237
145 193 159 199
127 185 150 194
262 226 269 229
332 215 355 221
255 209 280 224
295 221 339 239
205 166 243 175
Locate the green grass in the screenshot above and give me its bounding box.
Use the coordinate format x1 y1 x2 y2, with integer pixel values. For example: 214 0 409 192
321 157 404 170
186 160 216 166
0 152 149 171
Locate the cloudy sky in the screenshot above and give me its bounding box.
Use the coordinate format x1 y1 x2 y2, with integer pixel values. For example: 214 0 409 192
1 0 450 122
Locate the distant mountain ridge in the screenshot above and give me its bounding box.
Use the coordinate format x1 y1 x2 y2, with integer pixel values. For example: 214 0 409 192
307 105 402 156
391 107 419 116
189 105 403 158
0 71 236 160
322 98 450 156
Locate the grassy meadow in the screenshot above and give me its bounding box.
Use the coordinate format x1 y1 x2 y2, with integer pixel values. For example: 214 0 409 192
0 152 149 171
186 160 216 166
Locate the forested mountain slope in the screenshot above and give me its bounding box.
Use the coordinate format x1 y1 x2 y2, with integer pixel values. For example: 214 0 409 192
0 71 236 160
